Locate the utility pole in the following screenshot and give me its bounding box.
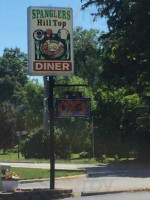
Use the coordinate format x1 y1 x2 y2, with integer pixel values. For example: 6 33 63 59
16 131 21 159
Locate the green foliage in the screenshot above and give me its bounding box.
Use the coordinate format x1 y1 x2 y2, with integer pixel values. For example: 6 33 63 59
21 127 73 160
0 48 28 105
21 128 50 159
23 80 44 130
81 0 150 161
93 86 143 157
55 128 72 159
73 27 103 87
0 48 44 132
0 103 17 152
56 117 91 154
82 0 150 85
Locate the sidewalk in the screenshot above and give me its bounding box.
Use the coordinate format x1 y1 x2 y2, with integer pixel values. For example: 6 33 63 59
0 162 95 170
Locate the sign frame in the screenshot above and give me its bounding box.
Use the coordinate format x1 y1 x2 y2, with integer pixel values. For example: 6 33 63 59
56 98 91 118
27 6 74 76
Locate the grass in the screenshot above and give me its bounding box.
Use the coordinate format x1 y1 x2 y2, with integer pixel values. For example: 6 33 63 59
1 151 136 165
8 168 84 180
0 151 99 164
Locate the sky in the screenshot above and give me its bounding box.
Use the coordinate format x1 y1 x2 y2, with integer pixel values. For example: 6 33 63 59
0 0 107 82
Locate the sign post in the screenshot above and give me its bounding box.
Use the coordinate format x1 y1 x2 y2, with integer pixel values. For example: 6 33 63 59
27 6 74 190
49 77 55 189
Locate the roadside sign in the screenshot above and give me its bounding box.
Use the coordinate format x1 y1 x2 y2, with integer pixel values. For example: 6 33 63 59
56 98 91 117
27 6 74 76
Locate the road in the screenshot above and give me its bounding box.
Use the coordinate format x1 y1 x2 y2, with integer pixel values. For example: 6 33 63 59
18 163 150 196
2 162 150 196
59 192 150 200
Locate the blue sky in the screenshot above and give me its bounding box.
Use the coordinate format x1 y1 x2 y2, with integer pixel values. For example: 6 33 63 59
0 0 107 82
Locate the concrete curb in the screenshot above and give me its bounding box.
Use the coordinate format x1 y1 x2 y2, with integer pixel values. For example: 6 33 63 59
81 188 150 196
0 161 36 164
19 174 87 183
0 188 73 200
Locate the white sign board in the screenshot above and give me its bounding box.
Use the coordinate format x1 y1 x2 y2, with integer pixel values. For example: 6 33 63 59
27 7 74 76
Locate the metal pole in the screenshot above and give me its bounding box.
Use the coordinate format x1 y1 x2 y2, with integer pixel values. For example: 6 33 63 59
92 128 95 158
48 76 55 189
91 116 94 158
16 131 20 159
18 141 20 159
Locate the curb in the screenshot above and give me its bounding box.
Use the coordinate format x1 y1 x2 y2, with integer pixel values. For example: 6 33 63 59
81 188 150 196
0 188 73 200
0 161 36 164
19 174 86 183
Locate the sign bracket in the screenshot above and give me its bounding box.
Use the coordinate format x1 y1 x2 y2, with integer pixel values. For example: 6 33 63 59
54 84 88 87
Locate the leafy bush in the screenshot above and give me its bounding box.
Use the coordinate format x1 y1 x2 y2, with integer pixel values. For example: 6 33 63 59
21 127 72 159
21 128 50 159
55 128 72 159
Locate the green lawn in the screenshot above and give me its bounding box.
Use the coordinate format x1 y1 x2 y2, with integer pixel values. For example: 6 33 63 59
0 151 98 164
0 151 136 166
5 168 84 180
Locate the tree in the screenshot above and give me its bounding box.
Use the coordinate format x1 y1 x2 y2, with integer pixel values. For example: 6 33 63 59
80 0 150 161
81 0 150 87
23 80 44 130
0 103 16 153
0 48 28 105
74 27 103 87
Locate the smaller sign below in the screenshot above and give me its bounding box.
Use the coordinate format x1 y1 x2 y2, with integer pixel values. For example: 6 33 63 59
56 98 90 118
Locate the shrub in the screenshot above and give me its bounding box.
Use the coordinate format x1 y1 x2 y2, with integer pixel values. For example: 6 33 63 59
55 128 72 160
21 127 72 159
21 128 50 159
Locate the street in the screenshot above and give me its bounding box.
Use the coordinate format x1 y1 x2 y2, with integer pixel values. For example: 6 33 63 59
16 163 150 196
59 192 150 200
2 162 150 196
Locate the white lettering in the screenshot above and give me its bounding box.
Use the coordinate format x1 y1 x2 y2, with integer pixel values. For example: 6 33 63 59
44 63 47 70
63 63 70 70
34 62 71 71
47 63 54 70
55 63 61 70
35 63 43 70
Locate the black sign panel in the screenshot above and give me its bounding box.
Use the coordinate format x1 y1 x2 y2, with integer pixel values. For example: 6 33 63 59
56 98 90 118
